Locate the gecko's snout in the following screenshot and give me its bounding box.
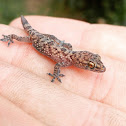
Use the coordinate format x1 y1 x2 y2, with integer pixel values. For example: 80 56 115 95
94 60 106 73
87 60 106 73
98 64 106 72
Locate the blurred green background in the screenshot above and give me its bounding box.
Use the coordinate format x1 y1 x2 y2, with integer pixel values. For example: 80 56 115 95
0 0 126 25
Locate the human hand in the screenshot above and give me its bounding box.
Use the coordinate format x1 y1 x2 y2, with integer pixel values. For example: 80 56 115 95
0 16 126 126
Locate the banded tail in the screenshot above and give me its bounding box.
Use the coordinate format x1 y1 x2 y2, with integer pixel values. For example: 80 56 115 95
21 15 36 35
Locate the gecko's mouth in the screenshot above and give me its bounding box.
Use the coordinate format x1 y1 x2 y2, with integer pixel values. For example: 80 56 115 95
99 65 106 72
93 65 106 73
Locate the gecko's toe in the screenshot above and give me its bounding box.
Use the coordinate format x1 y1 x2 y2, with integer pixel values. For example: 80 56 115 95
47 73 53 77
48 73 55 82
51 77 55 82
47 73 63 83
59 74 65 77
0 35 14 46
57 77 62 83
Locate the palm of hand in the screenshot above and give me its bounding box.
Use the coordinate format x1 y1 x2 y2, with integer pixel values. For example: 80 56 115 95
0 16 126 126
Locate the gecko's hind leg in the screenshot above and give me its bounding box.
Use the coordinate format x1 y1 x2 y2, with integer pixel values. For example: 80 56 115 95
0 35 14 46
47 62 65 83
0 34 31 46
62 42 72 51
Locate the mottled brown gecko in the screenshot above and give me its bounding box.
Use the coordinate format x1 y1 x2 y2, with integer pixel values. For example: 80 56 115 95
0 15 106 82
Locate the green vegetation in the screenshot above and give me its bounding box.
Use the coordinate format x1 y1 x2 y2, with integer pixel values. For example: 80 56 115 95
0 0 126 25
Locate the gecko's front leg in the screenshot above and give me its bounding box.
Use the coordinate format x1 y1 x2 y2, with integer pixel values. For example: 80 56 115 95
48 62 65 83
0 34 31 46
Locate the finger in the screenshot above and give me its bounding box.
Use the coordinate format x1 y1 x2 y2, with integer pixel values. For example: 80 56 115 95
0 95 43 126
0 61 126 126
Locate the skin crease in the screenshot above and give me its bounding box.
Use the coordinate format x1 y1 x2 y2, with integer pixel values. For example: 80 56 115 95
0 16 126 126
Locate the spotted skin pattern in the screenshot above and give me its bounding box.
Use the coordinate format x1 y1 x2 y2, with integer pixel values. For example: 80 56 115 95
0 15 106 83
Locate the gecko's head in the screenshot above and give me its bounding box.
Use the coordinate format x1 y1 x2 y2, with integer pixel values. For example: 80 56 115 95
86 53 106 72
72 51 106 72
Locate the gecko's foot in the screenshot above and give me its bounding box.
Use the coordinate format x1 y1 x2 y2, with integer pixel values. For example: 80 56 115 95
0 35 14 46
47 73 65 83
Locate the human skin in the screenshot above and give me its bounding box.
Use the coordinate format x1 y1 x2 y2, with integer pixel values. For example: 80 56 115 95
0 16 126 126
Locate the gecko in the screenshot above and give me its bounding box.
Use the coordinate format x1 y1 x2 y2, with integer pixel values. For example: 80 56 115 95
0 15 106 83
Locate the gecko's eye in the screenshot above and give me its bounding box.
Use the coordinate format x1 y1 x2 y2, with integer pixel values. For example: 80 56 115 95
88 61 95 69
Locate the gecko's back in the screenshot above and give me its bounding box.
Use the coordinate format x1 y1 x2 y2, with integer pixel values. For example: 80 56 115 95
21 15 73 66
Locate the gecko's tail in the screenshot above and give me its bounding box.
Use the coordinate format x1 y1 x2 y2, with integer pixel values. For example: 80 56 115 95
21 15 33 33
